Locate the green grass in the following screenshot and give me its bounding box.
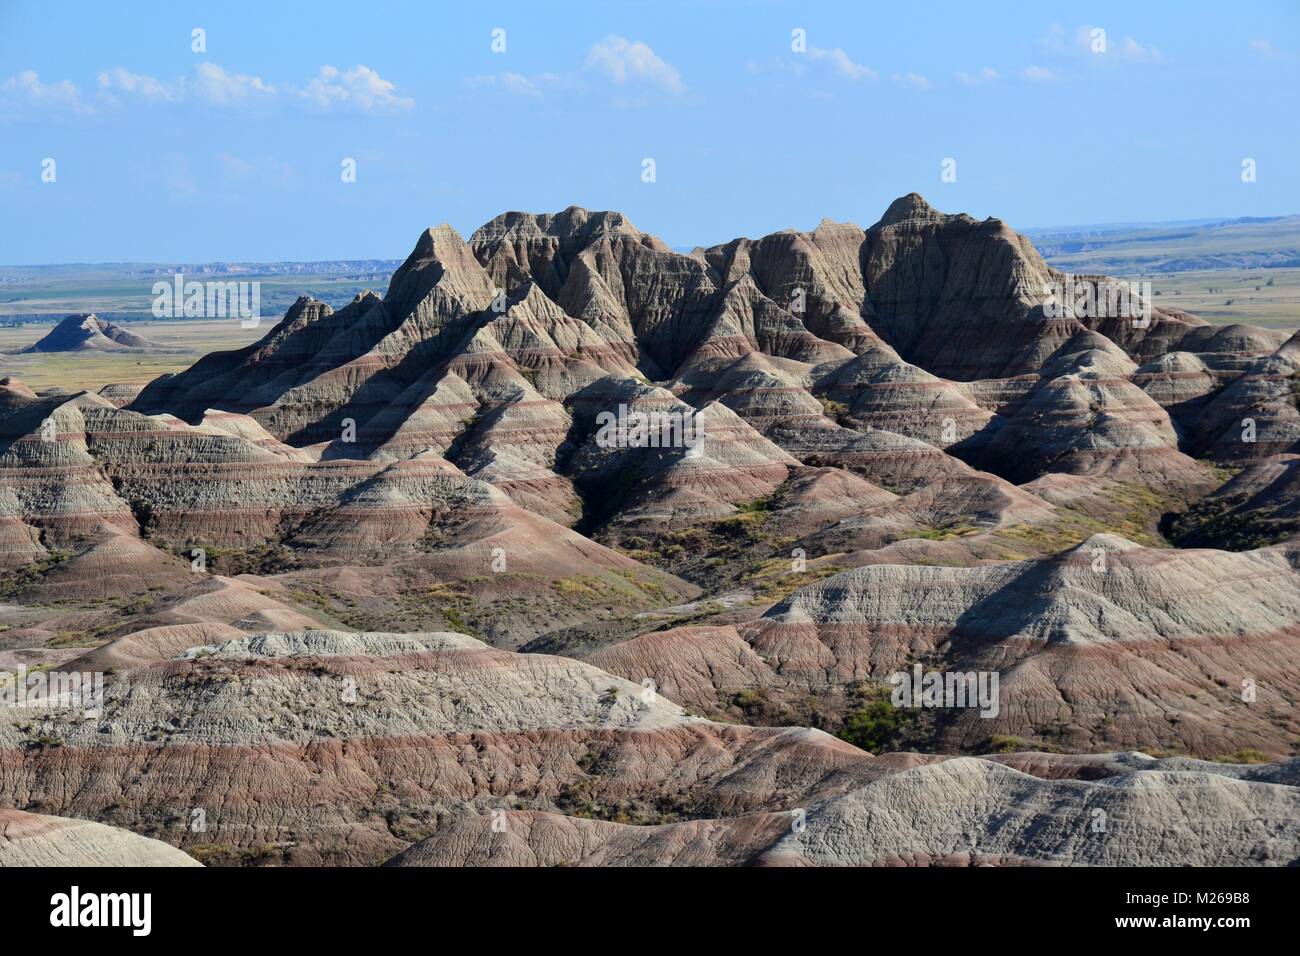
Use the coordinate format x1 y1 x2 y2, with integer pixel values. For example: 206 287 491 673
816 396 855 426
1211 748 1271 764
983 734 1062 754
748 558 846 601
836 683 917 753
996 483 1178 552
1139 267 1300 330
909 524 982 541
0 320 263 391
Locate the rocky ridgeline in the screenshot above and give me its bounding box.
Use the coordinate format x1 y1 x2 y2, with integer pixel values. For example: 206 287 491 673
3 195 1300 866
2 630 1297 867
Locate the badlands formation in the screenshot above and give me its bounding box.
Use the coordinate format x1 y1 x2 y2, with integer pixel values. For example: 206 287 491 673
0 808 199 867
13 313 159 353
2 194 1299 866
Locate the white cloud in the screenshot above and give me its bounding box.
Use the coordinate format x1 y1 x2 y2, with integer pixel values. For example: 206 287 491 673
298 64 414 113
1 70 86 113
1249 39 1277 56
74 62 266 112
585 36 684 93
748 46 875 83
1019 65 1058 83
892 72 932 91
89 62 414 114
955 67 999 86
1117 36 1164 64
808 46 876 80
215 153 297 186
97 68 177 104
1037 23 1069 55
465 72 569 98
501 72 548 97
1038 24 1164 63
746 58 803 78
191 63 276 108
216 152 256 178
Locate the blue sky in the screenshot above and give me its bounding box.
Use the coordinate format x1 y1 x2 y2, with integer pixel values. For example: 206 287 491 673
1 0 1297 263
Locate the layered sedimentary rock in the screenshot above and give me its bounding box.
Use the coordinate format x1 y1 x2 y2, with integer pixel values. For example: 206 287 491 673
97 382 146 408
1167 453 1300 549
978 360 1216 495
588 534 1300 758
0 808 201 866
0 390 141 562
0 380 694 642
758 756 1300 866
796 470 1059 558
104 196 1287 550
5 196 1300 868
389 755 1300 867
814 347 993 446
1132 351 1219 409
1183 340 1300 463
386 810 792 867
0 629 886 865
860 196 1071 379
5 626 1296 868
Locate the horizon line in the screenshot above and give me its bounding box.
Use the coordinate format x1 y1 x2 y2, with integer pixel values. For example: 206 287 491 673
3 207 1299 270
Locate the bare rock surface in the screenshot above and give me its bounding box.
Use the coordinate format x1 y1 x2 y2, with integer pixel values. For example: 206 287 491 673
389 755 1300 866
0 808 201 866
0 629 886 865
14 314 160 353
4 195 1300 867
588 535 1300 758
757 757 1300 866
1167 453 1300 549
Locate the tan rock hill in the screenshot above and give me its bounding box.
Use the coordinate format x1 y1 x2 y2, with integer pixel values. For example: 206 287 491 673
0 383 695 644
1184 342 1300 462
0 808 201 866
757 756 1300 866
4 627 1296 867
0 629 883 865
15 314 159 353
587 534 1300 758
388 756 1300 867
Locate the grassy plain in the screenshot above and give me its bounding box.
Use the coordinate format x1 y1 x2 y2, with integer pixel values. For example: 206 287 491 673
0 320 260 391
1139 267 1300 330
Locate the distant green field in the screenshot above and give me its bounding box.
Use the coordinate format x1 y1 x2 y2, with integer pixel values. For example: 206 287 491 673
0 274 385 322
1027 215 1300 330
1030 215 1300 273
0 262 398 392
1139 267 1300 331
0 320 260 392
